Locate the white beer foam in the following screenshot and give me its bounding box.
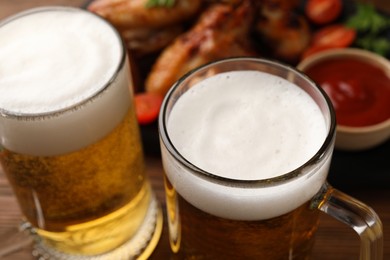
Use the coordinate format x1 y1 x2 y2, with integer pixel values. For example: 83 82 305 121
163 71 330 220
0 8 130 156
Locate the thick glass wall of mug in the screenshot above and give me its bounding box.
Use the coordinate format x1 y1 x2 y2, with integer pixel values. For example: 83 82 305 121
0 7 162 258
159 58 382 259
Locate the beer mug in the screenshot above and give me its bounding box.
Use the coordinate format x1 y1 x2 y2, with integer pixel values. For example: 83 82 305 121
159 57 383 259
0 7 162 259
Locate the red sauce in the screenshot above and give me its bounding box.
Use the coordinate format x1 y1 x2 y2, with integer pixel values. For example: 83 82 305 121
305 58 390 127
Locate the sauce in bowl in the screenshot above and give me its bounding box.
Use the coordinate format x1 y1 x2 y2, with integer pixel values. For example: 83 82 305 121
304 56 390 127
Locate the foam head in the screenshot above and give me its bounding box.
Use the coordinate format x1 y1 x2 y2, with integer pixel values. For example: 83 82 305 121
0 7 131 156
162 70 331 220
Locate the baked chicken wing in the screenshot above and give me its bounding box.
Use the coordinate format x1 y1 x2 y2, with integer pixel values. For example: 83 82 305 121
88 0 203 56
145 0 256 96
255 0 311 63
88 0 202 29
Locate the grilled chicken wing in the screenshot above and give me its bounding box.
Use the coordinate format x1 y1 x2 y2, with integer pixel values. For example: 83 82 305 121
88 0 203 56
88 0 202 29
256 0 311 63
145 0 256 96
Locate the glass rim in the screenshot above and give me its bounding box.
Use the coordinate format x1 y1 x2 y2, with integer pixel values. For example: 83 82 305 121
159 57 336 188
0 6 126 120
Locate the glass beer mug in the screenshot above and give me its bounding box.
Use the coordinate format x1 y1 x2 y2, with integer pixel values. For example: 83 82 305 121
0 7 162 259
159 57 383 259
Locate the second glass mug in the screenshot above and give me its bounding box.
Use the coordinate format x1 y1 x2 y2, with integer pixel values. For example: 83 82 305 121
159 57 383 259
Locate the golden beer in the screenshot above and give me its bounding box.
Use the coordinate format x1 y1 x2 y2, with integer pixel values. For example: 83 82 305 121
0 7 162 258
1 109 153 255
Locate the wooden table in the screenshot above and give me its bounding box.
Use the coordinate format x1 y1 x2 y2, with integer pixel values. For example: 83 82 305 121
0 1 389 259
2 155 389 260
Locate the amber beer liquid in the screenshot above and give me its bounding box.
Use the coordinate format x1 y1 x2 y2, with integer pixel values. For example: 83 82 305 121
160 62 332 259
0 7 161 258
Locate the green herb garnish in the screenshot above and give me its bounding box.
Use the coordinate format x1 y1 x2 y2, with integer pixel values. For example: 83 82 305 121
345 3 390 56
356 36 390 56
146 0 176 8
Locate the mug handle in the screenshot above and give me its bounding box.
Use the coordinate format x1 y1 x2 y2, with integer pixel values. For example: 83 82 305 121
312 182 383 260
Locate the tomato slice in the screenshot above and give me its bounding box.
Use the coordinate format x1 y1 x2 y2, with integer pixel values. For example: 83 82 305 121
311 24 356 48
134 93 163 125
305 0 342 25
301 25 356 60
